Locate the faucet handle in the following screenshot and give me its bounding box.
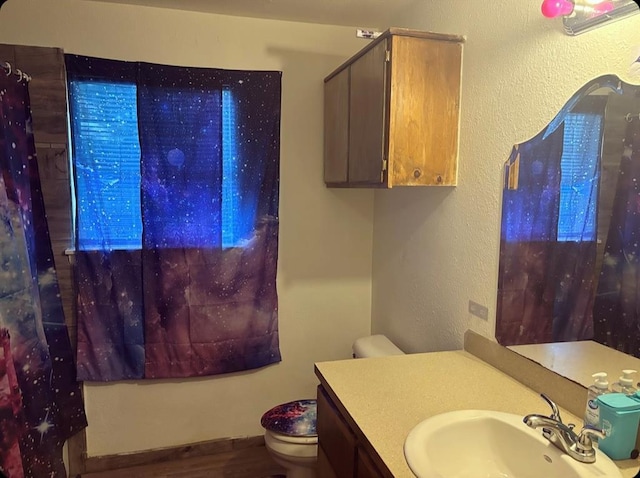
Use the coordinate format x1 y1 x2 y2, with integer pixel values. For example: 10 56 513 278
540 393 563 423
577 425 607 451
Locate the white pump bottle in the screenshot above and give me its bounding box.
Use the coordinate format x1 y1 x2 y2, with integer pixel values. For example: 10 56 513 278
611 369 638 395
584 372 610 428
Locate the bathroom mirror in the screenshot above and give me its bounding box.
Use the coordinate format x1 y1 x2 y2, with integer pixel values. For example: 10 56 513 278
496 75 640 359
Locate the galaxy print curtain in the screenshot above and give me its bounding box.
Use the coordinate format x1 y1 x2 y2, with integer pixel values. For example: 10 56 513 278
0 66 87 477
497 125 568 344
497 97 606 345
593 116 640 357
66 55 282 381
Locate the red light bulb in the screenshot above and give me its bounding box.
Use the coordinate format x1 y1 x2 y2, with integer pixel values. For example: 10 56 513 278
592 1 615 15
541 0 575 18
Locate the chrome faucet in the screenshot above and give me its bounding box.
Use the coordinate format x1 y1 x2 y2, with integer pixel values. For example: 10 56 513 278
523 393 606 464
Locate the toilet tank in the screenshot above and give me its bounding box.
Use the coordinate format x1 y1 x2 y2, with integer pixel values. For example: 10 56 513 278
352 334 404 358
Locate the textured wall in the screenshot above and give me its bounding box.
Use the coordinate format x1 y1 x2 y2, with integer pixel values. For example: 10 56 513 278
371 0 640 353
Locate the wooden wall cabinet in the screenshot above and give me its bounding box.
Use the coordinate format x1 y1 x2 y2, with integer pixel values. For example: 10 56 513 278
317 386 388 478
323 28 464 188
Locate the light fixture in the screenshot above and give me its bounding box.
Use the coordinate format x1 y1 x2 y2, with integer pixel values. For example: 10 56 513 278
541 0 640 35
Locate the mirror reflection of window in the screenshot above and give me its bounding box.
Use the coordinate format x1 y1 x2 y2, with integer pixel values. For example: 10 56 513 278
557 110 602 242
497 77 640 357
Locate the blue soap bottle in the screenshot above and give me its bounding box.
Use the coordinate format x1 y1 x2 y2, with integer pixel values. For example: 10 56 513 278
597 393 640 460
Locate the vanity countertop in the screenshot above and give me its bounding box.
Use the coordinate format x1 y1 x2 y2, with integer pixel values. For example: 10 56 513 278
314 350 640 478
510 340 640 389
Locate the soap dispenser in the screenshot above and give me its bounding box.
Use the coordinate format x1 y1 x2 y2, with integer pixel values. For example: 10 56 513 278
611 370 638 395
584 372 610 428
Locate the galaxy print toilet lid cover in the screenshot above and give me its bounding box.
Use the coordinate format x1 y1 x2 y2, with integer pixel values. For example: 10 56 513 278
261 399 317 437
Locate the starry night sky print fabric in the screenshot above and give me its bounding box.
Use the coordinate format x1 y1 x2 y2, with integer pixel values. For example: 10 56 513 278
66 55 282 381
593 116 640 356
0 70 87 477
497 96 610 346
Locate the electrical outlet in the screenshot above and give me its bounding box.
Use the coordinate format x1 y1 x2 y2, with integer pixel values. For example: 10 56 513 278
468 300 488 320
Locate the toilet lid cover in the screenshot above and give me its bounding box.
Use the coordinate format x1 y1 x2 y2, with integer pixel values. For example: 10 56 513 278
260 399 317 437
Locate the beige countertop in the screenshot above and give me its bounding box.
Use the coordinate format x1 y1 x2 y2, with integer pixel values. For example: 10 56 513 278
315 349 640 478
510 341 640 389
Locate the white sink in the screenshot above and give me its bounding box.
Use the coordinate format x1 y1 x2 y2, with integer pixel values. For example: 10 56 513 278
404 410 622 478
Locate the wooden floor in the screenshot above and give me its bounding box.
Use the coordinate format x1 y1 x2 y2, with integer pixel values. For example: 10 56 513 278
81 445 285 478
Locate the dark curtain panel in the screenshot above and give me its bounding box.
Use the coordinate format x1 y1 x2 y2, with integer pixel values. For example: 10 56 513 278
65 56 145 380
0 68 86 477
497 125 565 344
137 63 224 249
66 55 282 381
593 117 640 357
75 250 144 380
497 96 606 345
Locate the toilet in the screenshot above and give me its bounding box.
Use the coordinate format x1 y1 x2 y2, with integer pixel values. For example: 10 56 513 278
260 335 404 478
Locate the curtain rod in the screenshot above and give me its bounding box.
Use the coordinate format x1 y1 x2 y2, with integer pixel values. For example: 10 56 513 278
1 61 32 82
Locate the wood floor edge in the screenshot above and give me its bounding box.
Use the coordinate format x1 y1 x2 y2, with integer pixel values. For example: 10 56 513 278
81 435 265 474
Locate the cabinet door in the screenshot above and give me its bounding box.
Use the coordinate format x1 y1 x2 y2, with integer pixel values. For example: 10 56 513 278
318 446 339 478
324 68 350 184
317 386 356 476
348 39 388 184
387 36 462 186
356 447 385 478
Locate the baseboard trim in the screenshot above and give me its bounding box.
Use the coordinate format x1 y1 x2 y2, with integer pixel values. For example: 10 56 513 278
82 435 266 474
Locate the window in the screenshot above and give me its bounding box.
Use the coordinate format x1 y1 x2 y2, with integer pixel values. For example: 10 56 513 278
221 87 241 248
69 80 242 250
557 111 602 242
502 106 604 243
69 80 141 250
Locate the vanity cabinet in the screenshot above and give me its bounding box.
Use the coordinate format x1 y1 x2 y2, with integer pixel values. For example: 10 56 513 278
317 385 389 478
323 28 464 188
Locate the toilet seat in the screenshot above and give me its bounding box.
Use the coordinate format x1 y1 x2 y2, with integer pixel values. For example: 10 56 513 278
261 399 317 438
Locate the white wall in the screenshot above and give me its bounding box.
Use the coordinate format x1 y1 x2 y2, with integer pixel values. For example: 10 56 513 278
371 0 640 353
0 0 378 456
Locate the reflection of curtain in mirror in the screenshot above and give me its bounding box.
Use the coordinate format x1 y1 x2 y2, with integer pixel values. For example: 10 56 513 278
497 97 606 345
498 126 565 345
593 116 640 357
0 67 87 476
